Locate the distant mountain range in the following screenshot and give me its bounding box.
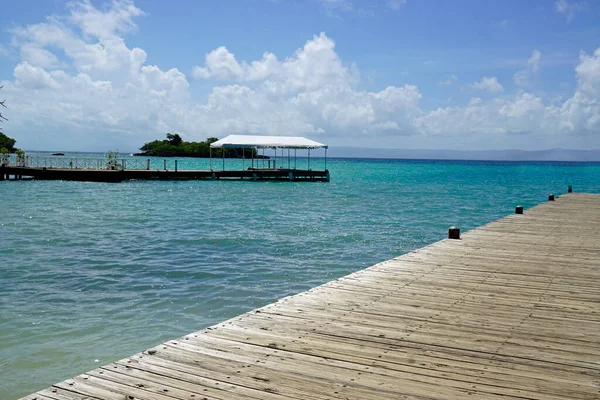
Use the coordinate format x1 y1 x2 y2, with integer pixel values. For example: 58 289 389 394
327 147 600 162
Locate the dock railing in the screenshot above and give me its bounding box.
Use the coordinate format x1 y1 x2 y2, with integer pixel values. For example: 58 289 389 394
1 155 171 171
1 154 327 172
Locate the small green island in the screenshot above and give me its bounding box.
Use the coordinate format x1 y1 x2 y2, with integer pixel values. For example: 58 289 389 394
136 133 265 158
0 132 25 164
0 132 18 153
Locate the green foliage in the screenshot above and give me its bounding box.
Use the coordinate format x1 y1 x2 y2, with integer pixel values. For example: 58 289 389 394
15 148 25 161
138 134 259 158
0 147 9 165
166 133 182 146
106 150 122 170
0 132 16 152
14 148 26 166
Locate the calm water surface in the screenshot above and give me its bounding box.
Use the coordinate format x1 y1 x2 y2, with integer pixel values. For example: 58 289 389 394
1 157 599 398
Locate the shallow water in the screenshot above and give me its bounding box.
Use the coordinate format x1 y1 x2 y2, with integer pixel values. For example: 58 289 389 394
1 157 599 399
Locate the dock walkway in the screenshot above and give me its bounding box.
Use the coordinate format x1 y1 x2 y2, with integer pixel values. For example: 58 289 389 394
0 155 329 182
21 193 600 399
0 166 330 182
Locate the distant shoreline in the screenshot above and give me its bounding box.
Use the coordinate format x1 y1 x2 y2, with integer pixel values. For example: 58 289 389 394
18 148 600 163
325 147 600 162
133 152 270 159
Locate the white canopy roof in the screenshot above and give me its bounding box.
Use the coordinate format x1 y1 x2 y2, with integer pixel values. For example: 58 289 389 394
210 135 327 149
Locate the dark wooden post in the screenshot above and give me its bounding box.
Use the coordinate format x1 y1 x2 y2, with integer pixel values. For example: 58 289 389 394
448 226 460 240
175 160 178 172
568 185 572 193
164 159 167 171
549 194 555 201
515 205 523 214
147 159 150 170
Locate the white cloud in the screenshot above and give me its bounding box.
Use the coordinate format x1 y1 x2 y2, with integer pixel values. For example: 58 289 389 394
417 48 600 138
554 0 588 22
193 33 356 93
192 47 281 82
1 0 600 151
554 49 600 132
9 1 148 82
416 94 551 137
514 50 541 87
14 62 61 89
387 0 407 10
20 44 61 69
438 74 458 87
68 0 145 39
575 48 600 95
527 50 541 73
469 76 503 93
192 47 246 80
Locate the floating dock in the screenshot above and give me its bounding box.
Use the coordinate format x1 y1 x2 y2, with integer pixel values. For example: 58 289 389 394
0 166 330 182
20 192 600 399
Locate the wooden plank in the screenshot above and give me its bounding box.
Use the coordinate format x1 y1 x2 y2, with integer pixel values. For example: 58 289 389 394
189 329 588 399
20 193 600 400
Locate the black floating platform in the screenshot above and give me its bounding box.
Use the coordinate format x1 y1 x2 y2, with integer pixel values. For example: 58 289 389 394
0 166 330 183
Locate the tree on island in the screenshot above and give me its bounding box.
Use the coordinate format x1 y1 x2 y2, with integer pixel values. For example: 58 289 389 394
0 132 16 152
0 85 20 157
137 133 262 158
166 133 182 146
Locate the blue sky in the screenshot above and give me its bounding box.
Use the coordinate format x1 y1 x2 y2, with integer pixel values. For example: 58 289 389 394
0 0 599 152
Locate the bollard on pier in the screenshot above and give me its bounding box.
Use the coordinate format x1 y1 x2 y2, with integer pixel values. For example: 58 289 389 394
448 226 460 240
516 205 523 214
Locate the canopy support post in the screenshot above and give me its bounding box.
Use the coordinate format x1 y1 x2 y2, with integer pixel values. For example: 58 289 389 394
210 147 212 170
222 148 225 171
325 147 327 171
242 148 245 170
308 149 311 170
294 149 297 170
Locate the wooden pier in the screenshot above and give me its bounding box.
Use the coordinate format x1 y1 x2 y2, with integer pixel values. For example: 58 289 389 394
20 193 600 400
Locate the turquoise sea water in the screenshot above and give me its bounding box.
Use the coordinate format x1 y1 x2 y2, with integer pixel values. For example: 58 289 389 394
1 156 599 399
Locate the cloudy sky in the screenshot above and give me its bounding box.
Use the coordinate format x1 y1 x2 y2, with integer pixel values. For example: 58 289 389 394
0 0 599 152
